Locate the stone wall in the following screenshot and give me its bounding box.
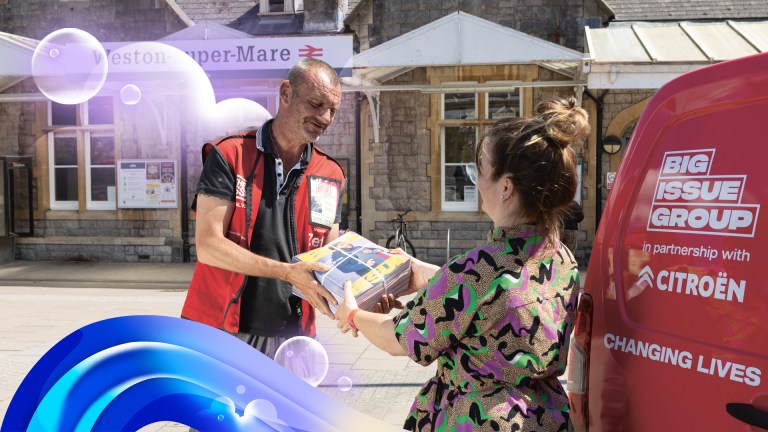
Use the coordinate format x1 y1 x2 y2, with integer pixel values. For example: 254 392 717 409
369 0 598 51
0 80 39 157
316 93 359 231
369 218 493 264
370 69 431 214
16 218 178 262
304 0 345 32
598 89 656 209
601 90 656 133
0 0 186 41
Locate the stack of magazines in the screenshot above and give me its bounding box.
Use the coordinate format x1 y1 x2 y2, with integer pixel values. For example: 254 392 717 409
292 232 412 313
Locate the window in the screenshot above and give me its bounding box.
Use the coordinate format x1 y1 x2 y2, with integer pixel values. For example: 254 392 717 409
440 88 522 211
259 0 302 14
47 97 116 210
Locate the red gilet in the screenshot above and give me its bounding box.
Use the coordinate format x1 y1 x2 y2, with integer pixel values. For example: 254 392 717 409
181 130 345 337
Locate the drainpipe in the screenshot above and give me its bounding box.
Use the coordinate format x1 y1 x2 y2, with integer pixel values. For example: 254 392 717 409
180 124 190 262
355 92 363 233
583 89 609 231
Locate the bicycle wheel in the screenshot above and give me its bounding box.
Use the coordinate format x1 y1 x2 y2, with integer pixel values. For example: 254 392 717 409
386 235 417 258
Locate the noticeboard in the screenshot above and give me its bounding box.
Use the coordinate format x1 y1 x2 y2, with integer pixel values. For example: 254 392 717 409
117 159 178 208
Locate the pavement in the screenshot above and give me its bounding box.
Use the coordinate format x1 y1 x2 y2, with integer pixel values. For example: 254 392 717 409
0 260 581 431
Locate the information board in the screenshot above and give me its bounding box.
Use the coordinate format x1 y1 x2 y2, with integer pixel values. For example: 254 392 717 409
117 159 178 208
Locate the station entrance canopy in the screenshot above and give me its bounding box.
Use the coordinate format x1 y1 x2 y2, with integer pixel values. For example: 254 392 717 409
346 11 587 92
585 20 768 89
343 11 588 142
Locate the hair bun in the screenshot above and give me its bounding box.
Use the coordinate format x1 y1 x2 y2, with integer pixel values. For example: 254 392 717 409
535 96 590 149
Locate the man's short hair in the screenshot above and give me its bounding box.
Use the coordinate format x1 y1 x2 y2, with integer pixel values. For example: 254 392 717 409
286 58 341 88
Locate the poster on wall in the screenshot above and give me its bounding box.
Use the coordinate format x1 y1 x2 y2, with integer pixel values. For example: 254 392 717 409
117 159 178 208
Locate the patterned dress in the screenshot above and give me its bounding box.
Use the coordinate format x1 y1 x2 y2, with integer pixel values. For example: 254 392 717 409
393 224 580 432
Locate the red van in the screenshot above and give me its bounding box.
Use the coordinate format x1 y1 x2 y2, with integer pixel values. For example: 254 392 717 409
568 52 768 431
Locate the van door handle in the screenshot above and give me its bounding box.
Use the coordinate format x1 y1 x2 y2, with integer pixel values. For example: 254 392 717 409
725 403 768 429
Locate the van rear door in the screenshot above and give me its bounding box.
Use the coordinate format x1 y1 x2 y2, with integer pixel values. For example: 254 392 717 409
575 51 768 431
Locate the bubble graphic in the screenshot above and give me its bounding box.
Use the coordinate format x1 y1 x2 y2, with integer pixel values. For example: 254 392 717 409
243 399 290 428
337 376 353 391
274 336 329 387
207 98 272 136
217 414 224 421
286 350 294 358
120 84 141 105
236 385 245 394
244 399 278 421
107 42 216 120
31 28 108 105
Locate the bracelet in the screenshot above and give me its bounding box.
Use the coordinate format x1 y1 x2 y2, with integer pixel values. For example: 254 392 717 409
347 308 361 332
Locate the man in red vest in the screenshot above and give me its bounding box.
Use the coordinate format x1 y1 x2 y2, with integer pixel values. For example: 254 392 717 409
181 58 346 359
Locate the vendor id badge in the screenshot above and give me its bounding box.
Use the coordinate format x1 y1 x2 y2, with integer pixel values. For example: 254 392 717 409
308 176 341 228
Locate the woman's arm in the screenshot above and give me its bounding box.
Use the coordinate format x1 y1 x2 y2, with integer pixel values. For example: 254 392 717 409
335 281 406 356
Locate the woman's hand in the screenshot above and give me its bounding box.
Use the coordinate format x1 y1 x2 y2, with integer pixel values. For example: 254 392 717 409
390 248 440 296
335 280 359 337
374 293 405 314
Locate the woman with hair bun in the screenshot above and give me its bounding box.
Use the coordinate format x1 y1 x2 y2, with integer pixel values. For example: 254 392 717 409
335 97 589 431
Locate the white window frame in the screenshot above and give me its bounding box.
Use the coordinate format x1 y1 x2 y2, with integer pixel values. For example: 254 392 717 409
259 0 301 14
441 126 479 212
84 131 116 210
439 85 524 211
47 98 116 211
47 131 79 211
485 88 522 120
440 92 479 212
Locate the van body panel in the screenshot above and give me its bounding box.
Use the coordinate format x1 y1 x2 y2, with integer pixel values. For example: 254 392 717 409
581 52 768 431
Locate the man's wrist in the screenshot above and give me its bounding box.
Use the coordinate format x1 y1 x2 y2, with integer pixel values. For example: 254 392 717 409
347 308 361 332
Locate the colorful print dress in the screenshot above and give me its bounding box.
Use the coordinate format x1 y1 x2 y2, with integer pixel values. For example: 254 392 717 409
393 224 580 432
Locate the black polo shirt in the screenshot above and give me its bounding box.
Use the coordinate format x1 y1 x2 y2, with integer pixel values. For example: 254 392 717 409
196 121 341 337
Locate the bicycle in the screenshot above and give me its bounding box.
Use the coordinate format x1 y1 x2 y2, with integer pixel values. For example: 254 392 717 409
386 209 417 258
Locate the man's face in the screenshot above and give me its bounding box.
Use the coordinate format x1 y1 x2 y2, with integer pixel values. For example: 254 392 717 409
280 68 342 143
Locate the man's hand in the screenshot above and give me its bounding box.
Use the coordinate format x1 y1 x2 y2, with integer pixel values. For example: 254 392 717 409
286 261 336 318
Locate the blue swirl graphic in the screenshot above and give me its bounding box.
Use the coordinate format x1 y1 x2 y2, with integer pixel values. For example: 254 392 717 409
2 315 398 431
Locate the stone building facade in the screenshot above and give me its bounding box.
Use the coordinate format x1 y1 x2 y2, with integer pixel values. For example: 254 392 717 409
345 0 610 266
0 0 359 263
1 0 700 268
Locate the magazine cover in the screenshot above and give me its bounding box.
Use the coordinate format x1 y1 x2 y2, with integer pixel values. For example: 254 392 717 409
292 232 411 313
